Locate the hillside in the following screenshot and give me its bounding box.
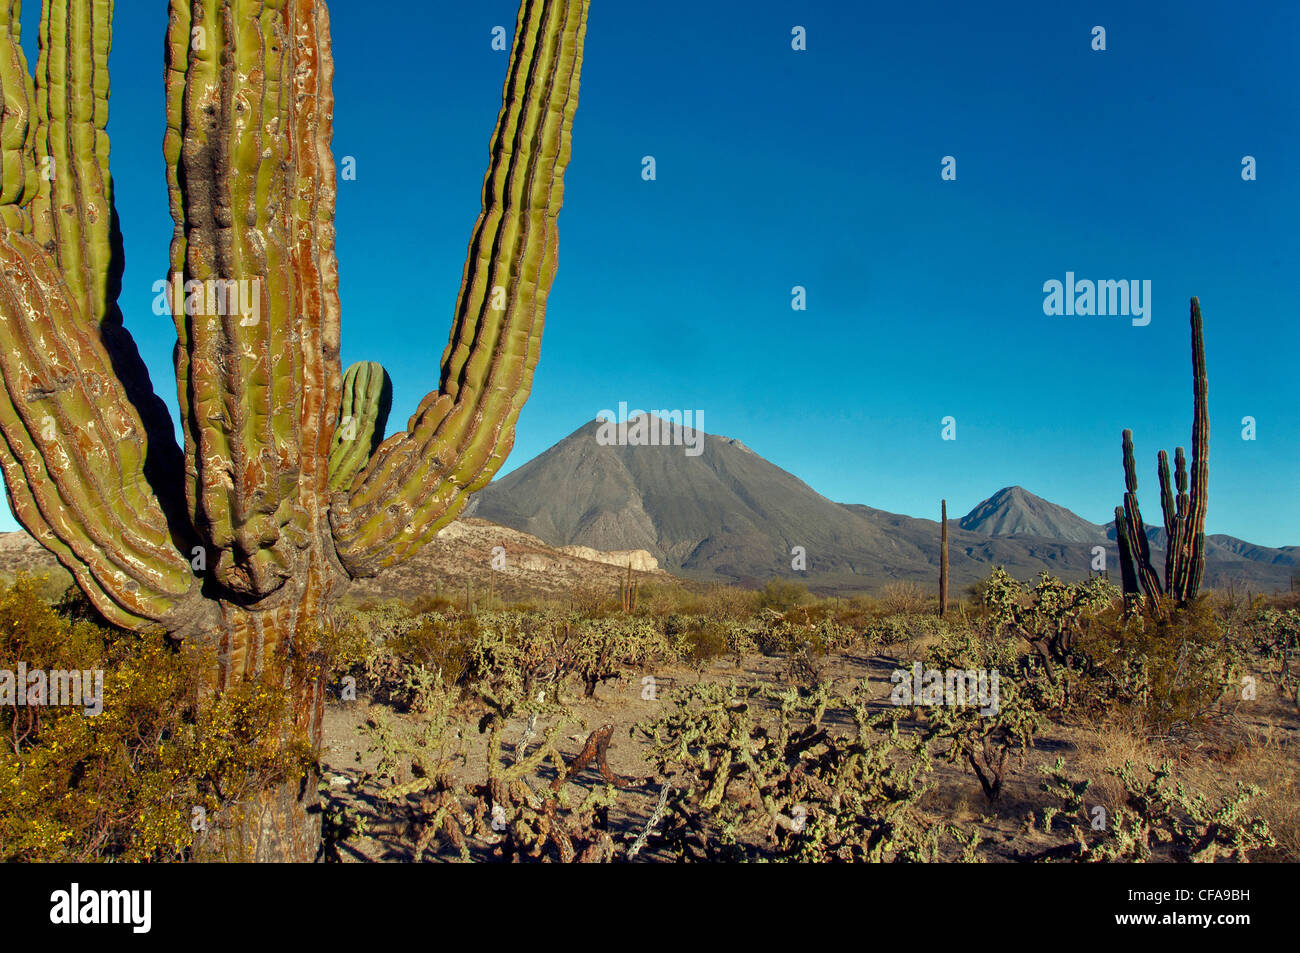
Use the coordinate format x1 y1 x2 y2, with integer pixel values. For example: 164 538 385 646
466 417 1297 594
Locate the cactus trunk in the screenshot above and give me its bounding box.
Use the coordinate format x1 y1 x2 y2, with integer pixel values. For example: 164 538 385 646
939 499 948 617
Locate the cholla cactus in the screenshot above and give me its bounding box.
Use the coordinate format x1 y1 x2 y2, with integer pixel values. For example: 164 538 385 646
637 680 942 861
1030 756 1273 862
0 0 589 860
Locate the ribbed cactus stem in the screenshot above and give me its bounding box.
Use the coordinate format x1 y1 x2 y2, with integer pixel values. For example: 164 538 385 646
1119 429 1163 604
0 0 205 632
1114 506 1139 597
1182 298 1209 600
1114 298 1210 610
939 499 948 617
328 361 392 492
1157 449 1177 588
165 0 342 599
0 1 38 231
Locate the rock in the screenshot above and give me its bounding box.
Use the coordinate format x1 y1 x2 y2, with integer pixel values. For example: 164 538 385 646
558 545 658 572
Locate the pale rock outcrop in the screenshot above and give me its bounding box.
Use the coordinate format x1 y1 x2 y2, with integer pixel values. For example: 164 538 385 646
558 545 658 572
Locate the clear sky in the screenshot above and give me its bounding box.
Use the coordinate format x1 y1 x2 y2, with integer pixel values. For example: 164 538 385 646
4 1 1297 547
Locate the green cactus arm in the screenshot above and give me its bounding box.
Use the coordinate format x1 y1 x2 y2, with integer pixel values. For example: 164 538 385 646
28 0 117 327
0 0 202 630
1120 429 1164 604
164 0 342 598
1156 450 1175 541
1157 449 1180 589
1183 298 1208 599
0 1 40 230
0 232 205 629
330 0 589 575
328 361 392 493
1114 507 1140 597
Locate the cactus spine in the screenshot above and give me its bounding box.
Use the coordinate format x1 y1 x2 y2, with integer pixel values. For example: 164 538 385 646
0 0 589 860
1114 298 1209 609
939 500 949 617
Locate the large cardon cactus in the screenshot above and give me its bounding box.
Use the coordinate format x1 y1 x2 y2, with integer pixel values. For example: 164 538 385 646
0 0 589 859
1113 298 1209 611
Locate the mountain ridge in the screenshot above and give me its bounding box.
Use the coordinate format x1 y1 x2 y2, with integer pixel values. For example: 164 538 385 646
466 417 1296 593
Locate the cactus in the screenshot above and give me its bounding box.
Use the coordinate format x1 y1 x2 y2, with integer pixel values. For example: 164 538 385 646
939 499 949 617
1114 299 1209 609
328 361 393 493
620 562 639 613
0 0 589 860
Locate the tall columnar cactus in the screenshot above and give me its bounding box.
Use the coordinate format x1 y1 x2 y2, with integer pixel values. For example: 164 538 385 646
1114 298 1209 609
621 561 638 614
0 0 589 860
939 499 948 618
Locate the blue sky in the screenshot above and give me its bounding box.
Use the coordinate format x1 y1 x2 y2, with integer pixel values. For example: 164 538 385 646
5 1 1298 547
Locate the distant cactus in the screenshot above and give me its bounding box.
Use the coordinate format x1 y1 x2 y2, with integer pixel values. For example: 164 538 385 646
0 0 590 860
621 562 638 613
939 500 949 617
1114 299 1209 609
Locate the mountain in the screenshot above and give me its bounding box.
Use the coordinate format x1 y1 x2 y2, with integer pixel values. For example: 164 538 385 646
466 417 1298 594
959 486 1100 542
466 418 910 584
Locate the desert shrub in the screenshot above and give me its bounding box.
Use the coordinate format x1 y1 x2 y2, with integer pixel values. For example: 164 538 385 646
915 623 1042 803
1082 599 1244 730
318 612 382 681
635 581 696 617
756 578 810 613
1263 587 1300 612
0 576 312 862
681 620 731 668
390 613 481 692
1250 607 1300 713
635 680 952 862
1031 756 1274 862
568 616 673 698
825 594 880 630
407 592 458 616
879 580 928 615
677 584 759 621
863 613 953 652
977 568 1242 728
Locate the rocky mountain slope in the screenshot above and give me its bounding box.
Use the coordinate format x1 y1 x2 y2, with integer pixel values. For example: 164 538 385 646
466 417 1297 594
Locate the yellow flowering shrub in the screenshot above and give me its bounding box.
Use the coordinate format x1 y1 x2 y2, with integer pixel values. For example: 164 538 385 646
0 576 311 861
